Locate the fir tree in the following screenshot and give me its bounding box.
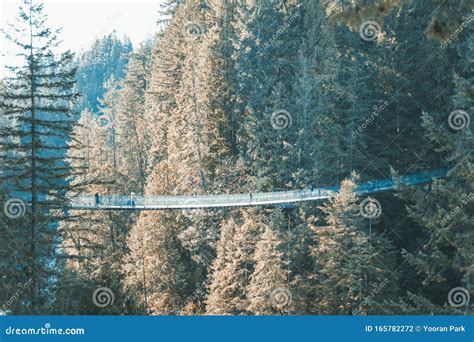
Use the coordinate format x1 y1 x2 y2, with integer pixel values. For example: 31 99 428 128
397 34 473 313
0 0 79 313
237 0 303 191
310 175 397 314
115 40 154 192
206 211 261 314
76 32 132 112
56 110 133 314
247 225 293 315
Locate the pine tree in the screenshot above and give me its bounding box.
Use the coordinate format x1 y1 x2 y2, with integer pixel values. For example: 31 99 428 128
123 0 251 316
292 0 348 187
76 32 132 112
204 0 241 158
237 0 303 191
0 0 79 313
204 215 239 314
123 210 195 315
310 175 397 314
247 225 293 315
115 39 154 193
55 109 133 314
0 81 30 313
206 210 261 314
397 33 473 313
326 1 467 313
97 77 121 170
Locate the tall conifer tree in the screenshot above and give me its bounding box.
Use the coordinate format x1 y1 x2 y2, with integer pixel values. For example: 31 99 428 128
0 0 79 313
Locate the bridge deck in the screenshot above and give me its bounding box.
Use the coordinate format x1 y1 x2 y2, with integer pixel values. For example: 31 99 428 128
67 169 446 210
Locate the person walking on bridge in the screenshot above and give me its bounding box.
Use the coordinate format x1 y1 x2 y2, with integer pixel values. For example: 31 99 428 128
128 192 136 206
95 193 101 207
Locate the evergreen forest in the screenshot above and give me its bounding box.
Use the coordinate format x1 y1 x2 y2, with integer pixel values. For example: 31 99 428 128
0 0 472 316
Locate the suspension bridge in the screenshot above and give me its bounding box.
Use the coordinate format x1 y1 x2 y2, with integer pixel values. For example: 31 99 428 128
68 169 447 210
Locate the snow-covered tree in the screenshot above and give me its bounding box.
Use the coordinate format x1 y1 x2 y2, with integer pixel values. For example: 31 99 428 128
206 211 261 314
310 175 397 314
247 225 293 315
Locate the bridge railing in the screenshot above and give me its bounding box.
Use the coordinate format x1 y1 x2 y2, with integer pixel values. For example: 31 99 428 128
67 168 447 209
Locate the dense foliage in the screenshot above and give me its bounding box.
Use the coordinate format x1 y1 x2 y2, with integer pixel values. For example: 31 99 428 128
1 0 472 315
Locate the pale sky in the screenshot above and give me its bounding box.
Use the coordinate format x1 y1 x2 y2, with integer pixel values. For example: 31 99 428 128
0 0 164 77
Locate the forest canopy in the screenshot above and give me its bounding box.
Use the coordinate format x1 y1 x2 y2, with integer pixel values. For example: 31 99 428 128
0 0 472 316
